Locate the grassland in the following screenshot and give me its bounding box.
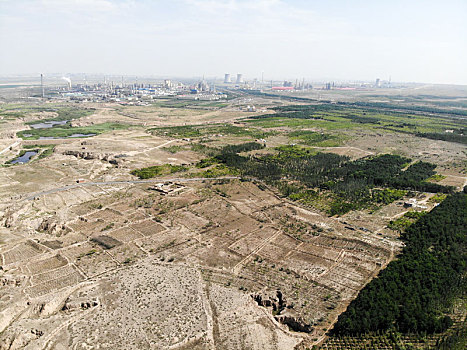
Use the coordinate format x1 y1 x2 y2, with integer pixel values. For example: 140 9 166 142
148 123 273 139
0 103 94 121
161 145 187 153
130 164 188 179
243 103 467 145
4 149 39 165
288 130 344 147
151 99 229 109
25 106 95 124
17 122 130 139
4 144 56 166
327 192 467 348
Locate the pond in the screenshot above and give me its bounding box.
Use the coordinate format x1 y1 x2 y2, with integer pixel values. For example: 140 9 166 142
38 133 96 139
10 151 38 164
30 120 69 129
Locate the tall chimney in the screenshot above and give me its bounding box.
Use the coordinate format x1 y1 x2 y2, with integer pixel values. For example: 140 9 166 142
40 74 44 98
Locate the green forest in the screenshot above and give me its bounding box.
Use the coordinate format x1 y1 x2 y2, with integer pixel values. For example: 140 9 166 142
245 103 467 145
209 144 454 215
332 192 467 335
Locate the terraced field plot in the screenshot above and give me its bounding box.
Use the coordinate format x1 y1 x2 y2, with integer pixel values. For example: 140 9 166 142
0 179 408 349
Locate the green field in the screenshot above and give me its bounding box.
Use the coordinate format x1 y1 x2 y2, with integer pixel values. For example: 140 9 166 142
130 164 188 179
148 123 272 139
17 122 130 139
243 103 467 145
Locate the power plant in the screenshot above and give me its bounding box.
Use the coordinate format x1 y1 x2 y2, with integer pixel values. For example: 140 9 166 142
62 77 72 90
223 73 244 84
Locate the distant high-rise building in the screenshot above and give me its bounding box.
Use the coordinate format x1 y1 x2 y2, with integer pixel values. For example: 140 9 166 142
224 74 231 83
236 74 244 84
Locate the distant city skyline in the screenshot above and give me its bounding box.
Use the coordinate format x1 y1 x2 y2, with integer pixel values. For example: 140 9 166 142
1 0 466 85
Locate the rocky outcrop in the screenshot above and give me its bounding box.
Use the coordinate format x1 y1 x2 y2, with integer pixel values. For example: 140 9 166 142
275 314 313 333
64 150 110 161
37 217 70 236
61 297 98 312
3 211 14 228
38 218 57 233
252 290 313 334
63 150 120 165
252 290 286 313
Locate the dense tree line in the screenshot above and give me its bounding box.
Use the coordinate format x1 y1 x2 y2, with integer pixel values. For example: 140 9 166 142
249 104 415 128
240 90 313 102
264 102 467 119
247 111 323 120
417 132 467 145
220 142 265 154
436 321 467 350
271 105 344 113
336 100 467 117
212 147 454 214
246 104 467 147
130 164 187 179
332 192 467 335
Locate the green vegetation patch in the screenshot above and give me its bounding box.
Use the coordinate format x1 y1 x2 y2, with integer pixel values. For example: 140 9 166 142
25 107 95 124
189 142 264 177
371 188 407 205
17 122 129 140
37 145 55 159
0 111 25 119
387 211 426 232
288 130 342 147
244 103 467 144
417 131 467 145
437 320 467 350
23 144 56 160
148 123 271 139
131 164 188 179
4 144 56 165
428 174 447 182
196 157 219 168
150 125 201 138
152 99 228 109
429 193 448 203
5 149 39 165
161 145 186 154
333 192 467 335
211 147 454 215
189 164 239 178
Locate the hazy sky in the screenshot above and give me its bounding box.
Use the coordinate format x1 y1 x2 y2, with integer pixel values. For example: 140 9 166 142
1 0 466 84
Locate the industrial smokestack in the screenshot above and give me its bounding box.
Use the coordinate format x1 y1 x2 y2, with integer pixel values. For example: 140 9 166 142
62 77 72 90
224 73 231 83
236 73 243 84
40 74 44 98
